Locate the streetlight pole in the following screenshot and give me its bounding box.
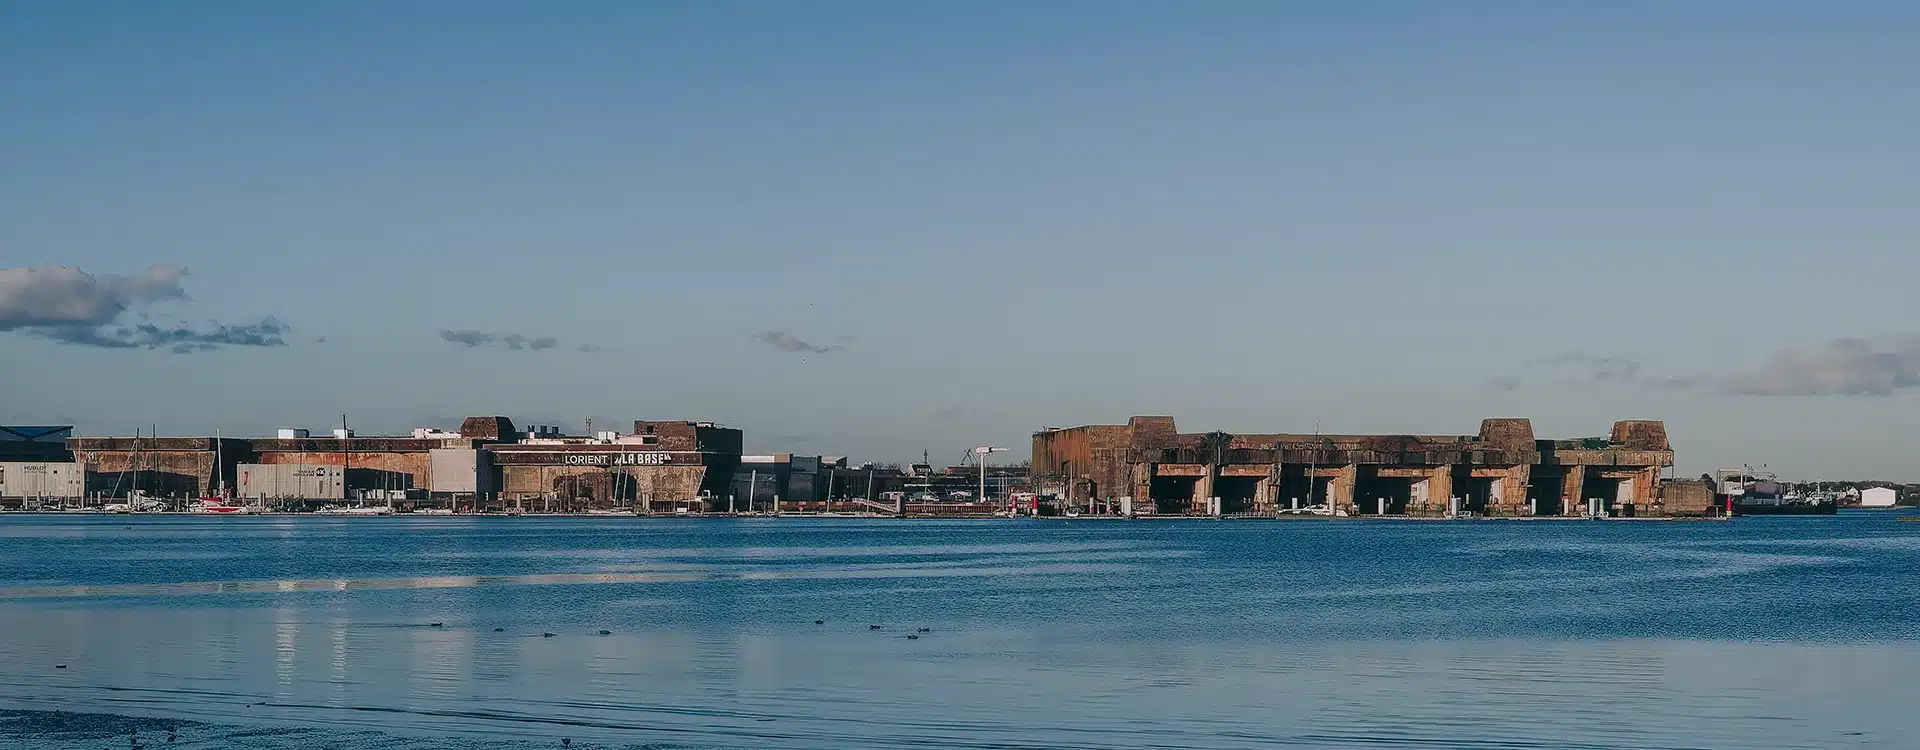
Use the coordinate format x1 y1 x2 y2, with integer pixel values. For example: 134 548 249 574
974 445 1009 512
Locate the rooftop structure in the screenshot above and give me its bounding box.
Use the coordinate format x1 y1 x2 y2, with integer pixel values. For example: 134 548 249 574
0 425 74 462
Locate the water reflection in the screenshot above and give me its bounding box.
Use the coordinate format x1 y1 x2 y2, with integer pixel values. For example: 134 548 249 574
274 608 296 694
0 515 1917 748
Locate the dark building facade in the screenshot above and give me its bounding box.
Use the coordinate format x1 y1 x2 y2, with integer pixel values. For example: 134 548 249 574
1 426 74 462
67 436 252 499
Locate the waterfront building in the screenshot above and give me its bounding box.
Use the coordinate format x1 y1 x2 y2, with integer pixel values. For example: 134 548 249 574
1861 486 1898 508
1032 417 1706 517
487 420 743 512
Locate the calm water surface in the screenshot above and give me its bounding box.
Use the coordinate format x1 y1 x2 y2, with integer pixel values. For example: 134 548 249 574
2 513 1917 748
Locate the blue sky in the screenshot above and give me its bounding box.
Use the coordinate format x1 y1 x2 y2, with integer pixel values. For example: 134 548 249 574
4 2 1919 478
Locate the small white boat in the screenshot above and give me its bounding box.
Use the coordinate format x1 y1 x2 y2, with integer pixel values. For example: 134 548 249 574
109 493 168 514
416 508 456 516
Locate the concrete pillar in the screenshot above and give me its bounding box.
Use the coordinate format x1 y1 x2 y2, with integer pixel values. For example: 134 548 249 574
1254 477 1276 514
1500 464 1531 516
1561 466 1586 518
1429 466 1454 516
1269 461 1285 514
1193 467 1214 515
1332 464 1357 515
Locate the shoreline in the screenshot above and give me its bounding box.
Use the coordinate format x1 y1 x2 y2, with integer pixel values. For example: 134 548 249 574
0 510 1734 521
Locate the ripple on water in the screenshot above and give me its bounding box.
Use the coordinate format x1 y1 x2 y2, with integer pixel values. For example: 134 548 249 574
2 515 1919 749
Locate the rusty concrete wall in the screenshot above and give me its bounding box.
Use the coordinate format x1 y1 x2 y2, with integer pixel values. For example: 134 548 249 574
1559 465 1586 517
1046 416 1685 517
632 421 697 451
1126 417 1178 450
69 437 256 496
1550 449 1675 468
1032 424 1133 504
459 416 519 441
1610 420 1671 451
1555 465 1667 516
1030 428 1091 475
1329 464 1356 514
1426 466 1452 516
71 449 221 497
636 466 713 501
1478 419 1537 451
1500 465 1532 515
1659 479 1718 517
1597 466 1663 512
1462 465 1533 516
1252 476 1278 513
500 465 711 501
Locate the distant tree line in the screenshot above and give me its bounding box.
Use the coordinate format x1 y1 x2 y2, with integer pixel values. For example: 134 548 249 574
1693 474 1917 505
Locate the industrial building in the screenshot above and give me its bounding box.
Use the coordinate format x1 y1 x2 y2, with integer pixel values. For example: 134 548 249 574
1033 417 1705 518
246 429 486 503
729 454 837 513
0 462 86 506
487 419 743 512
236 464 347 503
1860 486 1899 508
66 418 511 508
59 416 741 511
